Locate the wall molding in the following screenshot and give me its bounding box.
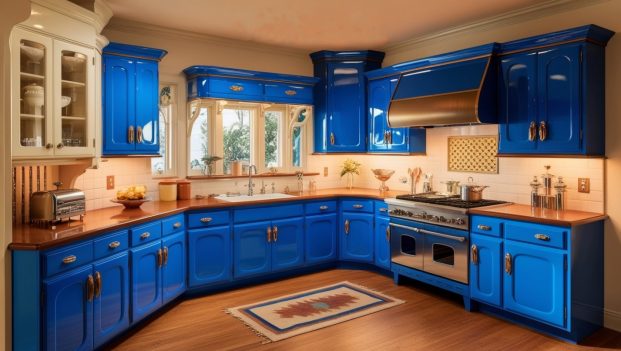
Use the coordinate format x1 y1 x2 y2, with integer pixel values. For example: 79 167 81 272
382 0 611 55
604 308 621 332
32 0 112 34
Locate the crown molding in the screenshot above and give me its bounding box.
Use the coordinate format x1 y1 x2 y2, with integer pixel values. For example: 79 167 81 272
104 17 309 59
31 0 112 34
382 0 611 55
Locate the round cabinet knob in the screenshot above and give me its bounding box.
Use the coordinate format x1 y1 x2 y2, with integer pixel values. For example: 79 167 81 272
45 143 53 149
56 143 64 149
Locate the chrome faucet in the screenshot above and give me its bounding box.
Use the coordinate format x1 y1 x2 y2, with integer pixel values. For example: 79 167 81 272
247 165 257 196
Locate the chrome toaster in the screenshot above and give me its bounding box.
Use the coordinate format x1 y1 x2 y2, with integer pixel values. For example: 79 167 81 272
30 189 86 225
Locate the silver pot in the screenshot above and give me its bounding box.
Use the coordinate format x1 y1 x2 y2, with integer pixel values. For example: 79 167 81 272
459 184 489 202
441 180 460 195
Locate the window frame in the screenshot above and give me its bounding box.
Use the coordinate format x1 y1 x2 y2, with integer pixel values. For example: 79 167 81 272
151 82 178 178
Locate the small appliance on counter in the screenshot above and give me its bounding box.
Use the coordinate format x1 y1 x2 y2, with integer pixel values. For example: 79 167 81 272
530 165 567 210
29 181 85 226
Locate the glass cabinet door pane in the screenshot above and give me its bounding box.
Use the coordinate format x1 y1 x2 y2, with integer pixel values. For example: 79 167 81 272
60 50 88 147
19 39 47 147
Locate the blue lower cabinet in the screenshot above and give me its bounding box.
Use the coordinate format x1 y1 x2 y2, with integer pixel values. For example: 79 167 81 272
305 213 337 264
162 232 187 303
130 240 163 323
93 252 130 348
234 221 272 278
504 241 567 328
44 265 94 351
469 234 503 307
188 226 232 287
374 216 390 270
271 217 304 272
340 212 374 263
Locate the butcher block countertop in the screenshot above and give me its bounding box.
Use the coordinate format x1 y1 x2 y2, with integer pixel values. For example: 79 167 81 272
469 203 607 227
10 188 406 251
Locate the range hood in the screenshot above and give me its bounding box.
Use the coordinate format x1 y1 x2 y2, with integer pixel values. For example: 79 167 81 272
387 44 498 128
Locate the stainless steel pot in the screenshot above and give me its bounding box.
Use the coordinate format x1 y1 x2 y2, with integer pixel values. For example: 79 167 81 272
441 180 460 195
459 179 489 202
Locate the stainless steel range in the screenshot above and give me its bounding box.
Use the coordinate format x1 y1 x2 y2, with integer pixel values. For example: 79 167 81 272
386 194 508 284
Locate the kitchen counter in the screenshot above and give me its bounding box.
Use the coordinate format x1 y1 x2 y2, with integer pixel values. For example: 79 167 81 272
10 187 405 250
469 203 607 227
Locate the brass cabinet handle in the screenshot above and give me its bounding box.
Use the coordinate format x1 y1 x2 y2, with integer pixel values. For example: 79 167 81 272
534 233 551 241
471 244 479 265
386 226 390 242
157 248 163 267
45 143 53 149
140 232 150 239
387 130 392 144
505 253 512 275
200 217 213 224
62 255 77 264
163 246 169 265
173 222 182 229
56 143 64 149
136 126 143 144
539 121 547 141
229 85 243 92
273 226 278 242
353 204 364 209
284 90 297 96
94 271 102 298
319 205 329 211
477 224 491 231
330 132 335 145
528 121 537 141
267 226 272 242
108 241 121 249
86 275 95 301
128 126 134 144
344 220 350 235
383 131 388 144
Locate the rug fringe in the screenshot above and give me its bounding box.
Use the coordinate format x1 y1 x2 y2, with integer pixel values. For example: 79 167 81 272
224 308 272 344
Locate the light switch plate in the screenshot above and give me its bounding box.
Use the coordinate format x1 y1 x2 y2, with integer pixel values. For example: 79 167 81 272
106 175 115 190
578 178 590 193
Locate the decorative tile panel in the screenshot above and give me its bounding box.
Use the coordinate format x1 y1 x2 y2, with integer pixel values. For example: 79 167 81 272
448 136 498 173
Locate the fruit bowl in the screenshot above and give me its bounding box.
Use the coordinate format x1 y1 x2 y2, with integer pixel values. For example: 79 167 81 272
371 169 395 192
111 198 150 209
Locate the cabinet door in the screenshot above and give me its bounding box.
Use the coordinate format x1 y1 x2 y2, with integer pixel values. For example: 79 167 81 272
305 213 337 264
271 217 305 271
162 232 187 304
130 240 162 323
498 52 538 154
327 61 366 152
93 252 130 349
188 226 232 287
234 221 272 278
134 59 159 153
103 55 135 154
537 44 582 154
368 78 391 151
374 216 391 270
470 234 503 307
340 212 374 263
43 265 93 351
504 241 567 328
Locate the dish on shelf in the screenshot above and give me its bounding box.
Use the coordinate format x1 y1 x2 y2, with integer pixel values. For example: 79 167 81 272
110 198 150 209
22 84 44 115
61 96 71 108
20 43 44 63
61 54 86 72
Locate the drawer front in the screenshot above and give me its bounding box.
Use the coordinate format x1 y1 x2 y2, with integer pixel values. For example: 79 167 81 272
130 221 162 246
264 83 312 103
234 204 304 223
341 199 373 213
505 221 567 249
187 210 230 228
162 214 186 236
208 77 263 100
94 230 129 260
305 200 337 215
44 241 94 277
375 201 389 217
471 216 503 237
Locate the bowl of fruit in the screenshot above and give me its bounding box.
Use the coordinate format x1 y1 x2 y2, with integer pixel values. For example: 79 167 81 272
111 185 149 209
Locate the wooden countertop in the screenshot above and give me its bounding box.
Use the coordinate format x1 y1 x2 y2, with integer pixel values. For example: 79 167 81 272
11 188 405 251
469 203 607 227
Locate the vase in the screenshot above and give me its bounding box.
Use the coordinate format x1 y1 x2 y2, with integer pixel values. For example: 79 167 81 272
346 173 354 190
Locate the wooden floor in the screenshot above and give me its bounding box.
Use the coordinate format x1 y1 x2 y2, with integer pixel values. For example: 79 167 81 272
109 269 621 351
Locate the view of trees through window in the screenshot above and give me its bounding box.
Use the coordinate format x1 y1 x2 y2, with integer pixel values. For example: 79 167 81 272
264 111 281 168
222 108 251 173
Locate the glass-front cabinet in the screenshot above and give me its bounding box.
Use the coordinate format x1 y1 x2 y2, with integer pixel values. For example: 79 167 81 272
11 27 95 159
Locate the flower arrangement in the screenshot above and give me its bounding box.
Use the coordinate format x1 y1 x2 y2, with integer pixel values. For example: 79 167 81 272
340 159 361 189
202 155 222 175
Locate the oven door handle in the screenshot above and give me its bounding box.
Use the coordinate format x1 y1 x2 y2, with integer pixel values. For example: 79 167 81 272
389 223 466 243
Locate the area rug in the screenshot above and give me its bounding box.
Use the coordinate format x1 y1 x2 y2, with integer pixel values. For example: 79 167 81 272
225 281 404 343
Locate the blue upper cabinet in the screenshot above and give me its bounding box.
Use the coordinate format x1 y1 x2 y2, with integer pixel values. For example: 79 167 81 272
183 66 318 104
102 42 167 156
311 50 385 153
498 25 614 156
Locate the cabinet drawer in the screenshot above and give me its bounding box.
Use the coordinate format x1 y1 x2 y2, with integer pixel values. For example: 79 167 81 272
187 210 230 228
130 221 162 246
341 199 373 213
264 83 312 103
375 201 389 217
209 77 263 100
43 241 94 277
94 230 129 260
471 216 503 237
162 214 185 236
505 221 567 249
306 200 337 215
234 204 304 223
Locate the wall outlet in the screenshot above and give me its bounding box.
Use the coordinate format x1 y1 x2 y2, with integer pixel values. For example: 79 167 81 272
324 167 328 177
578 178 590 193
106 175 115 190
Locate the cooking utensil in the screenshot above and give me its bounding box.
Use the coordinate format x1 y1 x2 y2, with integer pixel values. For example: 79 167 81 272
459 177 489 201
441 180 460 195
408 167 422 194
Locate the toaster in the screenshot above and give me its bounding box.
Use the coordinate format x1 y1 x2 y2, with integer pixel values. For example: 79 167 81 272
30 189 86 224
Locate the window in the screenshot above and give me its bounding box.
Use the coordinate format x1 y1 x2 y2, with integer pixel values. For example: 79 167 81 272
151 84 177 177
222 107 253 173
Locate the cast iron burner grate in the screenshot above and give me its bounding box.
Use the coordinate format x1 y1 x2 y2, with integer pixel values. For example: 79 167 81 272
395 194 508 209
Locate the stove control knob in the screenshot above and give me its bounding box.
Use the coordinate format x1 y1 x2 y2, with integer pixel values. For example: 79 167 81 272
432 216 440 222
406 211 414 217
455 218 465 225
439 216 447 223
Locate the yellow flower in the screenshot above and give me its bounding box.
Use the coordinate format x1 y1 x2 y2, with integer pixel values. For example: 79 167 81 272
340 159 361 177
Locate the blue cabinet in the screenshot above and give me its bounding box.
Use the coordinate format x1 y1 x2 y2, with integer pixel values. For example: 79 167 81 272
234 221 272 279
340 212 374 263
367 77 426 153
469 234 503 307
162 232 186 303
271 217 304 272
311 51 384 153
305 213 337 265
188 226 232 287
374 216 390 270
103 42 167 156
93 252 130 348
130 240 162 323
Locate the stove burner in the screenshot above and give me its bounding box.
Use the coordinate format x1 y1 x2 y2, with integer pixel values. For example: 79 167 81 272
395 194 508 209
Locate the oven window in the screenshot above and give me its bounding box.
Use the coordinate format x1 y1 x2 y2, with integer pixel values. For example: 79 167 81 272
401 235 417 256
432 244 455 266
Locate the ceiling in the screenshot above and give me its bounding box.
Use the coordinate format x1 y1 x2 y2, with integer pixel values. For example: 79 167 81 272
103 0 551 50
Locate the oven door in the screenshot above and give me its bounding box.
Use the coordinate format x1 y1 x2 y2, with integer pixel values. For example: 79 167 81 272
422 226 469 284
390 221 424 270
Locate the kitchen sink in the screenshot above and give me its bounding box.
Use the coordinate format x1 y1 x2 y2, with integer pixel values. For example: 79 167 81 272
214 193 296 202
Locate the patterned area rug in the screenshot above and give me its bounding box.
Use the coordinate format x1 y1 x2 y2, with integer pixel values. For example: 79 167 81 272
226 281 405 343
